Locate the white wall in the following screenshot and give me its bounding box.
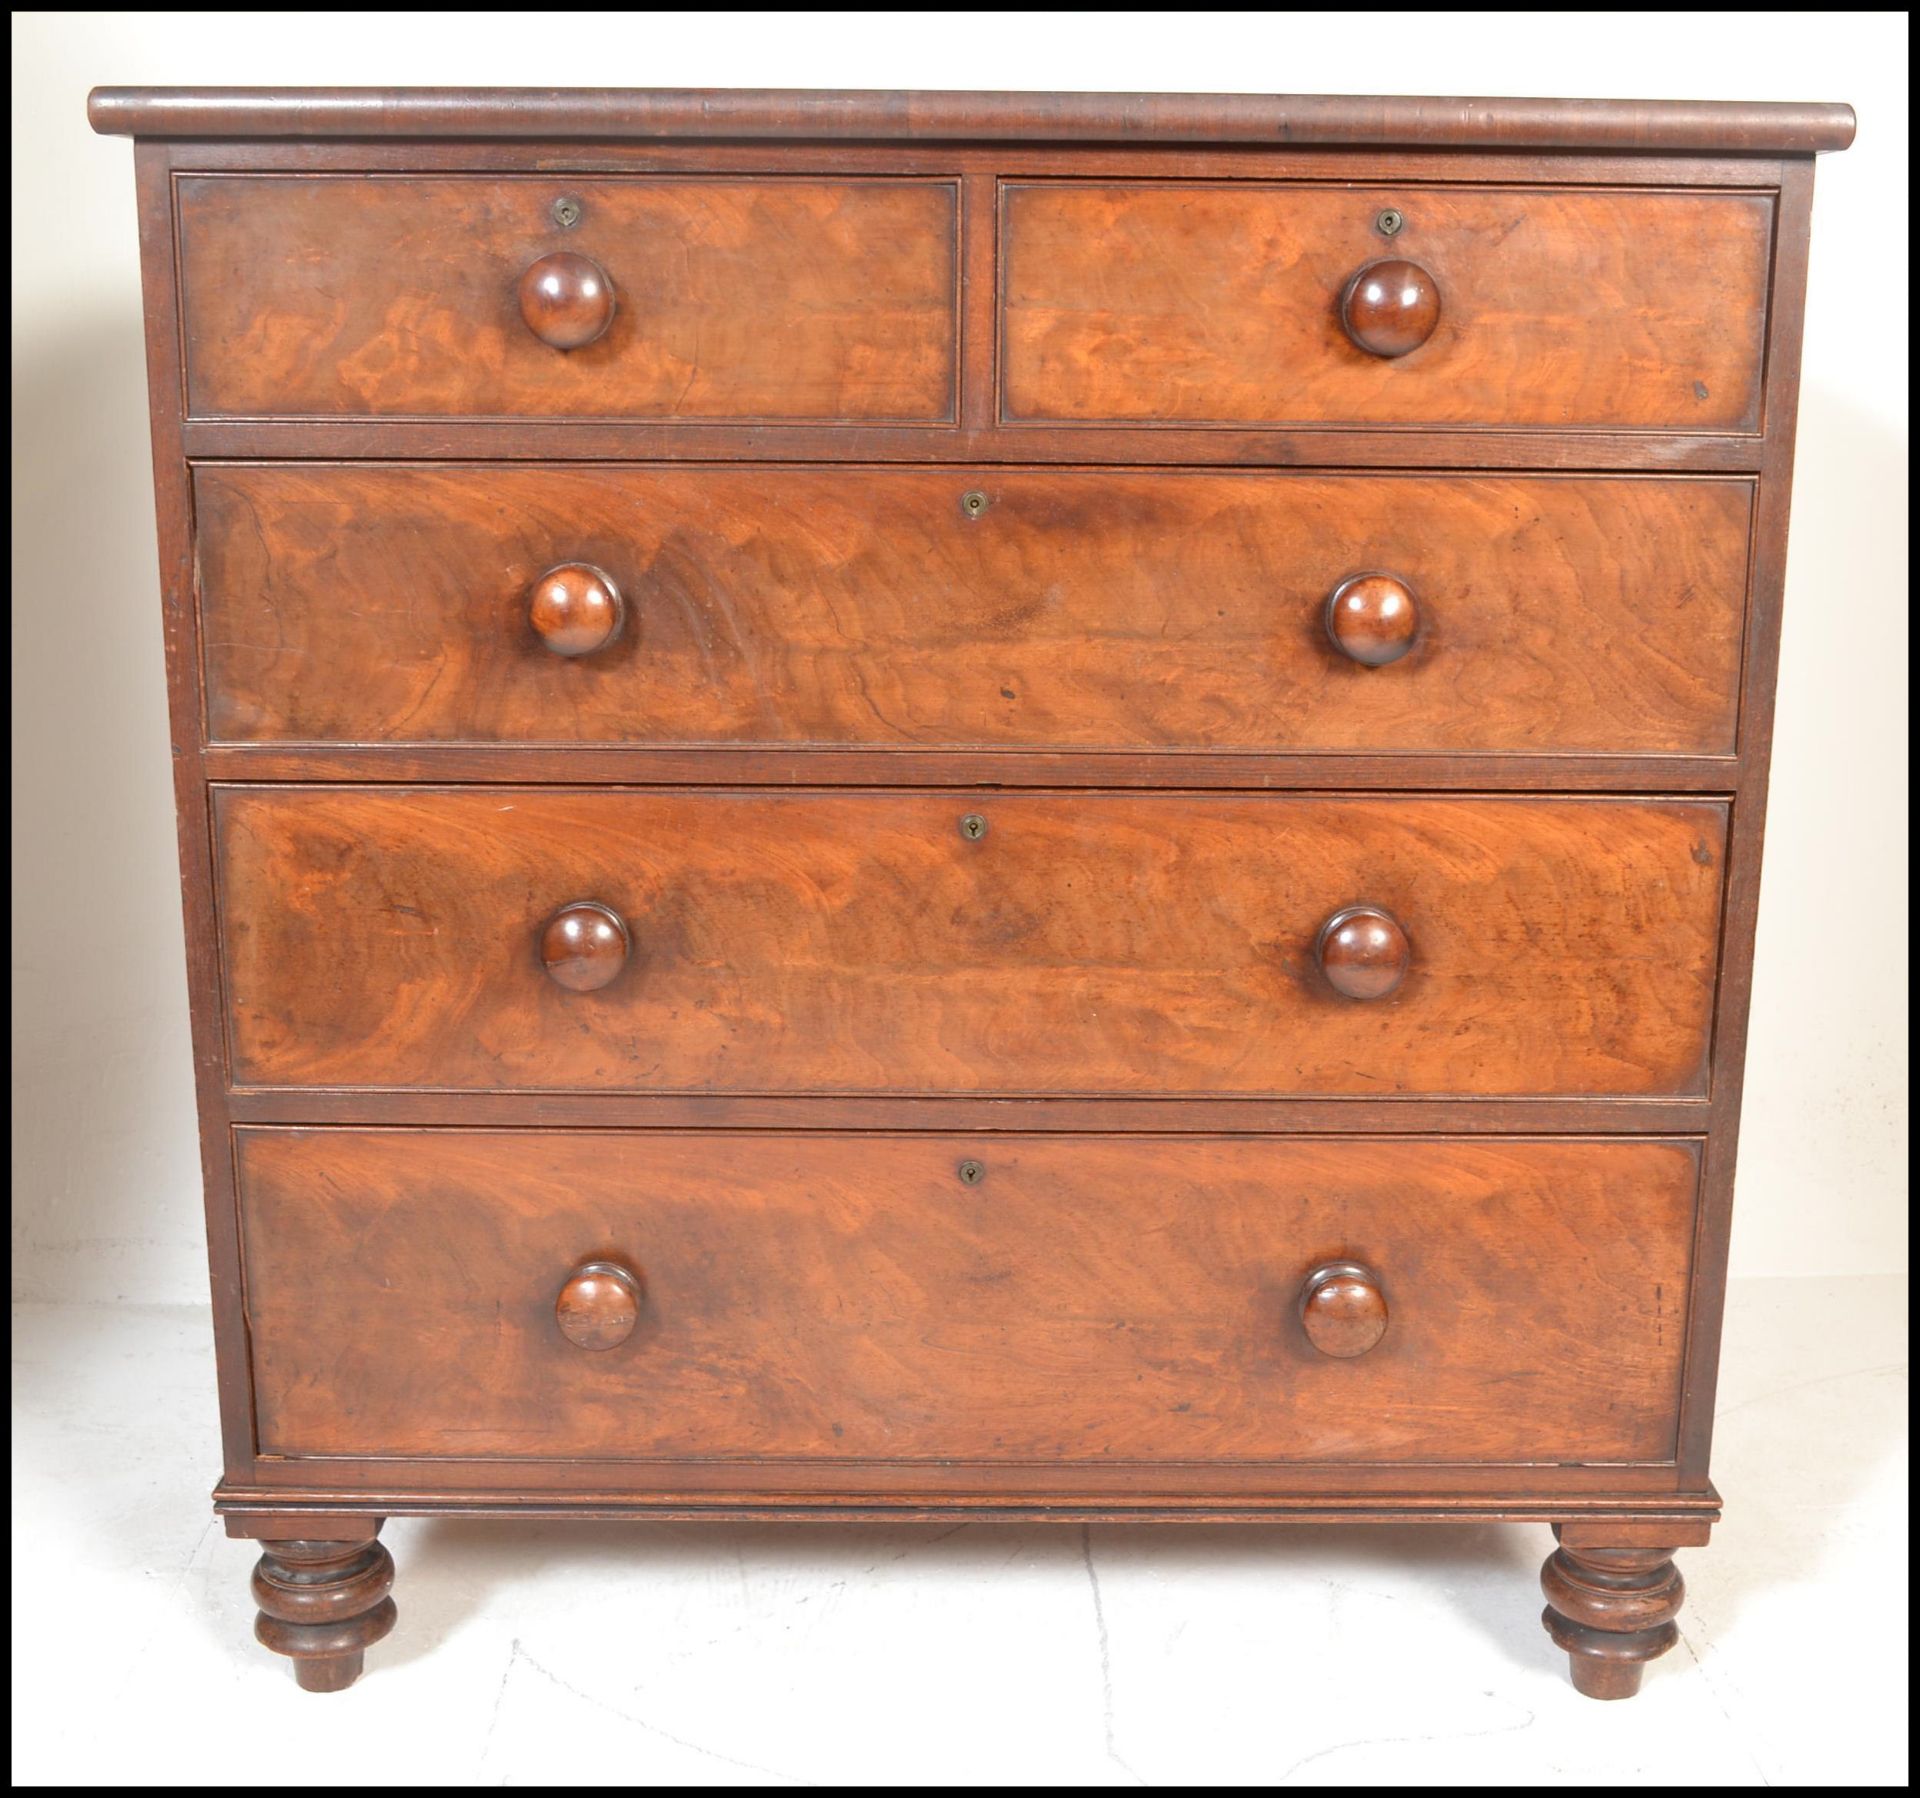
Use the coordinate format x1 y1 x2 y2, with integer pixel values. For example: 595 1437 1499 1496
11 12 1908 1302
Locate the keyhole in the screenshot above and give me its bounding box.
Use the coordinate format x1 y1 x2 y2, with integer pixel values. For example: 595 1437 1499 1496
957 1159 986 1186
959 813 987 841
961 490 990 518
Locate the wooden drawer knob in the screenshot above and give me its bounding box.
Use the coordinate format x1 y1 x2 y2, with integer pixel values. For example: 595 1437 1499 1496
1315 904 1410 1000
529 563 624 658
518 251 616 350
1340 259 1441 358
555 1260 641 1351
540 901 630 993
1300 1261 1389 1358
1326 573 1419 666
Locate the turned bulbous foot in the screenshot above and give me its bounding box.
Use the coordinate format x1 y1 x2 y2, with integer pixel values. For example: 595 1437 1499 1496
251 1527 396 1691
1541 1525 1686 1700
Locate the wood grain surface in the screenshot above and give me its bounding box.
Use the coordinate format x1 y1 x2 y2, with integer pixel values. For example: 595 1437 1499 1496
214 788 1728 1098
89 85 1849 1699
236 1129 1698 1464
1002 183 1772 430
177 175 958 420
197 465 1752 754
87 88 1858 155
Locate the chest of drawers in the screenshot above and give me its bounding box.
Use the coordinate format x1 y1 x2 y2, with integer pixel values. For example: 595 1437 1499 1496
91 86 1852 1702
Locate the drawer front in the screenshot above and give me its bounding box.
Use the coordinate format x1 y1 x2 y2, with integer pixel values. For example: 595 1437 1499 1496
238 1129 1697 1465
1002 183 1771 430
177 175 958 420
199 465 1751 755
216 788 1725 1098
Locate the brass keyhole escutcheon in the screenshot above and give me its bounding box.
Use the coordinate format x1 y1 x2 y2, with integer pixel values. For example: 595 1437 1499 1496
957 1159 986 1186
959 813 988 842
961 490 990 519
1375 207 1404 236
552 196 583 229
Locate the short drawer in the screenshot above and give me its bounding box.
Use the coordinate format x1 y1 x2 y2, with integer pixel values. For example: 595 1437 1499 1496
176 175 958 420
215 788 1726 1098
198 465 1751 756
237 1128 1697 1465
1002 182 1772 430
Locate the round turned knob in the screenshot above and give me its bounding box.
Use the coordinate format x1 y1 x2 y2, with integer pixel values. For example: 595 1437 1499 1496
518 251 616 350
540 901 630 993
529 563 624 658
1299 1261 1389 1358
555 1260 641 1351
1340 259 1441 358
1326 573 1420 667
1315 904 1410 1000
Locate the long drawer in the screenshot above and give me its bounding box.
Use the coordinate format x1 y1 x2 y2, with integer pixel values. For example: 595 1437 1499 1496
197 465 1752 755
215 788 1727 1098
176 174 959 420
1001 181 1772 430
237 1128 1698 1465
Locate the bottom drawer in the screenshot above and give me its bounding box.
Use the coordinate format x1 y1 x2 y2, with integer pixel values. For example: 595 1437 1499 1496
236 1129 1696 1467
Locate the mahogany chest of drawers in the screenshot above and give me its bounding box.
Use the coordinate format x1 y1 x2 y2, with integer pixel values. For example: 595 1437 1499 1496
91 86 1853 1700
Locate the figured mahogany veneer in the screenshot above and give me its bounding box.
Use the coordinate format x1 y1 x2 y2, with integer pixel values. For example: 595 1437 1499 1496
195 465 1752 754
1001 183 1772 429
92 86 1847 1701
214 787 1726 1099
236 1129 1697 1465
177 175 959 420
